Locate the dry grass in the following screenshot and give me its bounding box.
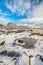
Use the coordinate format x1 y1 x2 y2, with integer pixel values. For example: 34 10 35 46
31 33 40 35
39 34 43 36
0 41 5 46
16 30 25 33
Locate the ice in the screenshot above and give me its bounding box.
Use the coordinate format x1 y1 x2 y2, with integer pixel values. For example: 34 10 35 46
0 32 43 65
16 53 29 65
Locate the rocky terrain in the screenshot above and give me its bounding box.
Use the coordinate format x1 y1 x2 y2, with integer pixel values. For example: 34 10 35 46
0 23 43 65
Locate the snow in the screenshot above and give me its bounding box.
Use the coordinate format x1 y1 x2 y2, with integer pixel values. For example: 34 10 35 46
16 53 29 65
0 32 43 65
35 57 43 65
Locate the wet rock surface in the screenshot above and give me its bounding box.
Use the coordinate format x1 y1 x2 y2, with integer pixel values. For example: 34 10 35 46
20 37 37 49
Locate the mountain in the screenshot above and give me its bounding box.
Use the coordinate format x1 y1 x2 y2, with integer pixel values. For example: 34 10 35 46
0 22 43 31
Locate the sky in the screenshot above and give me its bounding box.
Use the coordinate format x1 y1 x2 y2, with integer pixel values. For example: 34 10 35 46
0 0 43 25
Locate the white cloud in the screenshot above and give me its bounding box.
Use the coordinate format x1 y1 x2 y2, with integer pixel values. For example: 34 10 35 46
32 1 43 18
19 1 43 25
5 0 31 15
29 1 43 24
29 17 43 22
0 17 10 25
0 0 43 25
19 17 43 22
24 2 30 10
6 0 18 13
6 3 17 13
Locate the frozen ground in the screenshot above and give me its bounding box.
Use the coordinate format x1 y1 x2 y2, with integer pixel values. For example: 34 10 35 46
0 32 43 65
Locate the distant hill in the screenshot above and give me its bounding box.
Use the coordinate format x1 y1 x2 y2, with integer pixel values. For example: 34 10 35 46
6 22 29 30
0 24 6 30
7 22 16 26
6 22 18 30
0 23 43 31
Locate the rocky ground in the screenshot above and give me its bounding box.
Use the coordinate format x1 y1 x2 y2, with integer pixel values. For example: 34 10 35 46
0 32 43 65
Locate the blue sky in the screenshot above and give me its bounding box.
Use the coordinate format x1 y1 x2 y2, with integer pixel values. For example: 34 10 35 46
0 0 43 25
